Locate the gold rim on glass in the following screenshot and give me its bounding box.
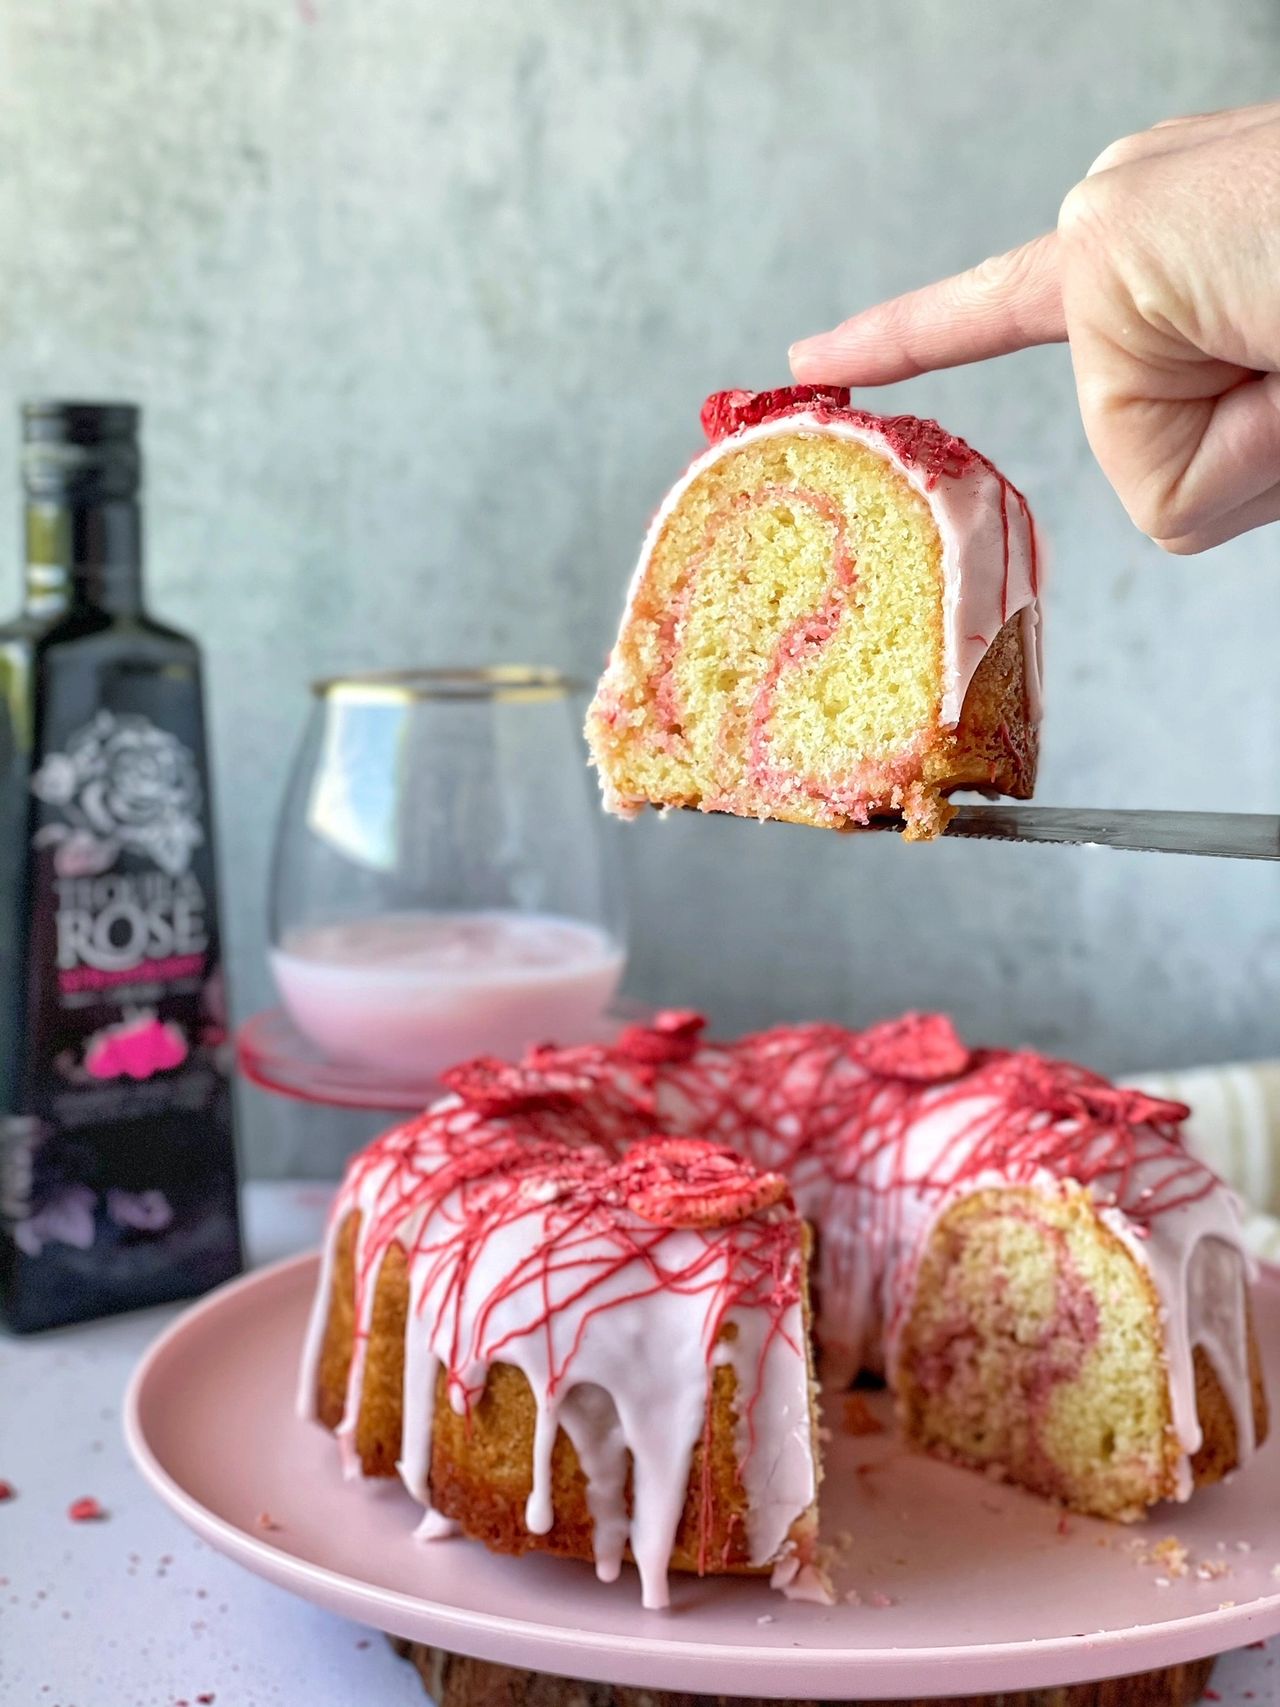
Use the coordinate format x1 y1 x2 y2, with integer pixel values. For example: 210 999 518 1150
311 667 584 705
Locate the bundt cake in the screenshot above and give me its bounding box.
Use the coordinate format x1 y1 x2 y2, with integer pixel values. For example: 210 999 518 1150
300 1012 1267 1610
586 386 1043 840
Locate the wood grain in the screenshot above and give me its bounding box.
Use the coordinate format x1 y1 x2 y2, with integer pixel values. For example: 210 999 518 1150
388 1639 1216 1707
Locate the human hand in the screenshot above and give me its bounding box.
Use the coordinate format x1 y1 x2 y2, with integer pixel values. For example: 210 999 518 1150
789 103 1280 553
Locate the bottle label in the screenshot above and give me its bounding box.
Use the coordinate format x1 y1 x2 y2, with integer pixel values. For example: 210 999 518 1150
31 709 210 999
3 689 241 1324
26 708 218 1084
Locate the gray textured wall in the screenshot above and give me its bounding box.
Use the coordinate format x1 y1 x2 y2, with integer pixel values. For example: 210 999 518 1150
3 0 1279 1177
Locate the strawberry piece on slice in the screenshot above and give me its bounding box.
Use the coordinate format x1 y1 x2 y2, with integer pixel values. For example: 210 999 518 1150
618 1135 789 1229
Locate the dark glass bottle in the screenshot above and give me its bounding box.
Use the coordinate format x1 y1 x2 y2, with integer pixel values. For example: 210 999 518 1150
0 402 242 1332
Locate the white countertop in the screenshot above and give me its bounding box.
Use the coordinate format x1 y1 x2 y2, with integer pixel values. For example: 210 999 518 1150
0 1181 1275 1707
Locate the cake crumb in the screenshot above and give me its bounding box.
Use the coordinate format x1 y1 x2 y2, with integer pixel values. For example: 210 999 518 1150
1195 1558 1231 1582
1141 1536 1189 1577
1236 1539 1254 1552
256 1511 282 1532
1217 1601 1237 1611
869 1590 895 1608
771 1543 836 1605
755 1614 776 1625
841 1394 885 1437
844 1588 862 1607
1056 1515 1073 1538
1153 1576 1171 1588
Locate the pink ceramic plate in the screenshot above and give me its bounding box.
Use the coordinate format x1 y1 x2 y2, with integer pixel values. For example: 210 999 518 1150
124 1253 1280 1700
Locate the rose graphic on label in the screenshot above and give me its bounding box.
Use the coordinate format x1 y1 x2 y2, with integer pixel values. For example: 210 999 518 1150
32 710 204 878
83 1009 188 1081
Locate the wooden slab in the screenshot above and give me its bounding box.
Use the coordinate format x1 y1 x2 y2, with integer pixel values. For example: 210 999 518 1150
389 1639 1217 1707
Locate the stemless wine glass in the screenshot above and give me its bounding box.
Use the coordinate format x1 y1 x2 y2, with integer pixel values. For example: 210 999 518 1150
267 668 627 1082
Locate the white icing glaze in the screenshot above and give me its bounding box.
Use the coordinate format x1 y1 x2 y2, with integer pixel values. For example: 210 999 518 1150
659 1028 1257 1497
297 1091 815 1612
594 407 1043 764
300 1017 1260 1608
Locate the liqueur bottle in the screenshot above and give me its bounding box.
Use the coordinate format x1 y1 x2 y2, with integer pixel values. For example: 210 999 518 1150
0 401 241 1332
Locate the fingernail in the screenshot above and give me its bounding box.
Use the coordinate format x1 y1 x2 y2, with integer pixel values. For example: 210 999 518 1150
789 335 826 376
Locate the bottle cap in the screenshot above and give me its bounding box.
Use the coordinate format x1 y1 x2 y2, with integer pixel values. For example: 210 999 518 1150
21 400 141 500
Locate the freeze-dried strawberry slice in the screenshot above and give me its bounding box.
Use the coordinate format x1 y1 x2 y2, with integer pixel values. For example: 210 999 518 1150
617 1136 789 1229
873 415 980 485
614 1010 706 1066
440 1057 590 1116
68 1496 105 1522
1001 1056 1188 1133
855 1013 970 1082
1072 1082 1189 1131
700 386 851 444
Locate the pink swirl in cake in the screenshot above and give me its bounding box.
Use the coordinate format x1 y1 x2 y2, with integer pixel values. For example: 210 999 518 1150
587 388 1043 838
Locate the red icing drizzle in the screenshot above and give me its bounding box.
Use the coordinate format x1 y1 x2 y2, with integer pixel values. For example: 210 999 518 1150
328 1013 1217 1576
332 1055 804 1565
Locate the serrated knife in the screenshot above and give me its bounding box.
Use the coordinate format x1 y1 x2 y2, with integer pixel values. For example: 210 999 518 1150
864 806 1280 861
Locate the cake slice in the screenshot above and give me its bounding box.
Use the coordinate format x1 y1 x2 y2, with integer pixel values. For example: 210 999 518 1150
586 386 1043 840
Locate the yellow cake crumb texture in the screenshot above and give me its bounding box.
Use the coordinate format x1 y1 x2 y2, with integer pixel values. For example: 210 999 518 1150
897 1186 1180 1519
587 426 1037 837
589 432 945 827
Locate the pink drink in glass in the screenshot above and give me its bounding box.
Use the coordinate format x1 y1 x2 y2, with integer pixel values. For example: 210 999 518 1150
270 909 625 1079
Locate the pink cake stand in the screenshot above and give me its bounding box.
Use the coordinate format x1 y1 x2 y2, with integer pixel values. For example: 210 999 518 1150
125 1251 1280 1702
236 1001 656 1113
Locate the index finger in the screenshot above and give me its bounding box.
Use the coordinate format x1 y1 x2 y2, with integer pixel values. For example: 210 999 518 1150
789 231 1066 387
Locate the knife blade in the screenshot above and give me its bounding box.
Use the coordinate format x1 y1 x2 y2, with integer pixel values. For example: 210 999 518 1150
864 806 1280 860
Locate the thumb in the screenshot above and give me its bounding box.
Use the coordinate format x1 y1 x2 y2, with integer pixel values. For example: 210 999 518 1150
790 232 1066 386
